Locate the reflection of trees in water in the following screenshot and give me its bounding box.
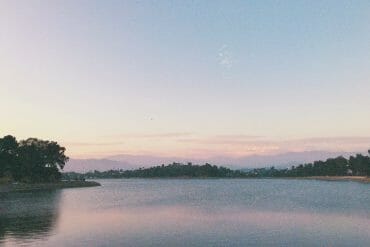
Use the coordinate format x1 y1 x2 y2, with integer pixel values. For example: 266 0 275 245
0 190 61 241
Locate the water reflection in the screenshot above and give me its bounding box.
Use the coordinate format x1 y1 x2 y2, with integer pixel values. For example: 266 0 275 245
0 190 61 242
53 205 370 246
1 179 370 246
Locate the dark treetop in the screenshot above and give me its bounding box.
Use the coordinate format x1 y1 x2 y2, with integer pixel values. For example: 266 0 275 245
0 135 69 183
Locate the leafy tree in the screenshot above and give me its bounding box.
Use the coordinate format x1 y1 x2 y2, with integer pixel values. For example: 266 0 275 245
0 135 19 178
0 135 69 183
17 138 69 182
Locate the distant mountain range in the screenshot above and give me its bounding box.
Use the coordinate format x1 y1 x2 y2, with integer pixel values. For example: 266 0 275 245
64 159 134 172
64 150 361 172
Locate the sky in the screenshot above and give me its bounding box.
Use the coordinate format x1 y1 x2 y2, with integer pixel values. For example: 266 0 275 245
1 0 370 160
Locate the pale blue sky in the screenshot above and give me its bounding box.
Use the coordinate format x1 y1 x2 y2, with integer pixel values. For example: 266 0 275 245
1 1 370 158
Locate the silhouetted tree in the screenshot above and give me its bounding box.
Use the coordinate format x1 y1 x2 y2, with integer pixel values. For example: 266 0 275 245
0 135 19 178
0 135 69 183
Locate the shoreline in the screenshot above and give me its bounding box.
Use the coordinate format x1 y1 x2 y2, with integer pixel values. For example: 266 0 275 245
0 180 101 193
297 176 370 184
87 176 370 183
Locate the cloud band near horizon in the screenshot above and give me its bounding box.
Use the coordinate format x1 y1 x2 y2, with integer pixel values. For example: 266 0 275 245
60 134 370 159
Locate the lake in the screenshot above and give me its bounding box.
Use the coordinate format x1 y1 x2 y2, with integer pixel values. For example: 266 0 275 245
1 179 370 246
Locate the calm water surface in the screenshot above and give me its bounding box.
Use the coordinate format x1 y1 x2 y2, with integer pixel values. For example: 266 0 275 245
1 179 370 246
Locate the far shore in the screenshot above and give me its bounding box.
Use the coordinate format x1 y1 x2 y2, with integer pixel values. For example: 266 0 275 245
91 176 370 183
0 180 101 193
292 176 370 184
82 176 370 184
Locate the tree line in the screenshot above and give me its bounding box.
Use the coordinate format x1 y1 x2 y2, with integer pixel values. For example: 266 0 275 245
63 162 245 180
242 150 370 177
0 135 69 183
63 150 370 179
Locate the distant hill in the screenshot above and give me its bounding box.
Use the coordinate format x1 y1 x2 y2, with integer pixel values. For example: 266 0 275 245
108 151 358 169
64 159 134 172
65 151 360 172
63 151 370 179
231 151 357 169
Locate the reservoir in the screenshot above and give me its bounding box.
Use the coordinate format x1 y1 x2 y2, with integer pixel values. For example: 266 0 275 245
1 179 370 246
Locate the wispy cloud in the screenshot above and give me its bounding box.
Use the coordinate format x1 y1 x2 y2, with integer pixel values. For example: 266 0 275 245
63 134 370 159
175 135 370 156
108 132 194 139
62 141 126 147
218 44 233 69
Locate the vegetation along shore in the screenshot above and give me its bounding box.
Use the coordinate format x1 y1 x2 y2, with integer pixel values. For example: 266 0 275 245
0 135 100 192
0 180 100 193
2 134 369 187
63 150 370 184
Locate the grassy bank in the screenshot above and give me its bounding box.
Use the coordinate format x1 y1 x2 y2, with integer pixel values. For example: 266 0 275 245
0 180 101 193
